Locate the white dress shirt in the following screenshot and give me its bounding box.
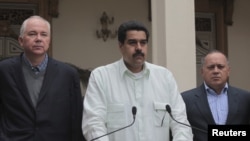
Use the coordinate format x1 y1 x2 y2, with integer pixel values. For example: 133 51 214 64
82 58 193 141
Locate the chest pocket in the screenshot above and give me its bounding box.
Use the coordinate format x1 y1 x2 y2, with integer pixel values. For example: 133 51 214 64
153 101 170 127
107 104 126 129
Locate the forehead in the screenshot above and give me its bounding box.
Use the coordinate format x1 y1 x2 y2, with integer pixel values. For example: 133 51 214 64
26 19 49 32
204 52 227 65
126 30 146 40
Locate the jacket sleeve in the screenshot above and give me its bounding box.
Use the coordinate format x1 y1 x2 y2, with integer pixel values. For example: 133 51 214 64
71 70 86 141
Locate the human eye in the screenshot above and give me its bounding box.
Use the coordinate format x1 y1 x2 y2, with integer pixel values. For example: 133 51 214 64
207 65 215 70
127 40 137 46
28 32 37 37
217 65 225 69
41 32 48 37
140 40 148 46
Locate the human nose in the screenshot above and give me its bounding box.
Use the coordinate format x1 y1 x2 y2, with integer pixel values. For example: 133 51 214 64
135 42 142 50
35 34 42 42
213 66 220 73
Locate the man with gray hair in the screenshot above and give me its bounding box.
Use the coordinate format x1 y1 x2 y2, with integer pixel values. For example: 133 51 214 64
0 15 85 141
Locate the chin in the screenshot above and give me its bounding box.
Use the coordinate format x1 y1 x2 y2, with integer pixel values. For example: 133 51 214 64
134 62 144 67
33 51 46 55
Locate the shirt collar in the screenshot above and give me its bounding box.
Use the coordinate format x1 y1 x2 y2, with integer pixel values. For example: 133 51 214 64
204 82 228 94
22 53 48 72
118 58 150 78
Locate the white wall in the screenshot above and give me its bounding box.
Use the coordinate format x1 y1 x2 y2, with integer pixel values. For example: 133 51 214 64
228 0 250 91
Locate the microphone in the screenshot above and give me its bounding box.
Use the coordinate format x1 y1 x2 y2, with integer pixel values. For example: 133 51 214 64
165 105 207 134
90 106 137 141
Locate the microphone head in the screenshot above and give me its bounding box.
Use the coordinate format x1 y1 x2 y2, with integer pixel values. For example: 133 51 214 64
132 106 137 115
165 105 171 114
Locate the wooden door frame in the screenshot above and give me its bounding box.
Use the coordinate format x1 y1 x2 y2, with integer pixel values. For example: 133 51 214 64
195 0 234 56
195 0 234 85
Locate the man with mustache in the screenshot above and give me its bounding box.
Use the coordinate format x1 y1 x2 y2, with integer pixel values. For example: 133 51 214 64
82 20 193 141
181 50 250 141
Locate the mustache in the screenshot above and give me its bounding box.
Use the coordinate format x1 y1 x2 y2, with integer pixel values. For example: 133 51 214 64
133 50 145 58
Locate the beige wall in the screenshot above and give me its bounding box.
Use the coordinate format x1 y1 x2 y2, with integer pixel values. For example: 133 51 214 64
51 0 250 92
52 0 151 71
52 0 151 94
228 0 250 91
151 0 196 92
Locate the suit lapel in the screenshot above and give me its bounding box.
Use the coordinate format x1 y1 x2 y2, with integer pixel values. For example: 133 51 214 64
11 56 34 108
37 58 58 105
226 87 238 124
195 85 216 124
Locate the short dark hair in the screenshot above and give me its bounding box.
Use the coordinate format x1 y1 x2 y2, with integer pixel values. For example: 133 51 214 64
118 20 149 44
201 49 229 66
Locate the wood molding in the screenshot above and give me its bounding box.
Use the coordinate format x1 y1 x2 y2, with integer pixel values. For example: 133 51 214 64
195 0 235 56
48 0 59 18
195 0 234 85
0 0 59 56
195 0 234 26
224 0 234 26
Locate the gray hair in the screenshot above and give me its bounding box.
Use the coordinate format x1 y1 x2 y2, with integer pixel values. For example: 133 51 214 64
19 15 51 37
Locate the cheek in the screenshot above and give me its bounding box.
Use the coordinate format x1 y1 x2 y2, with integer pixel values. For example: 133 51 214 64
20 41 30 47
143 49 147 55
225 71 230 77
121 47 133 55
22 38 34 45
202 71 211 78
45 39 51 44
18 37 29 47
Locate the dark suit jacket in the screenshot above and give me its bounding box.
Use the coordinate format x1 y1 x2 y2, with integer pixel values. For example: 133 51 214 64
181 84 250 141
0 54 85 141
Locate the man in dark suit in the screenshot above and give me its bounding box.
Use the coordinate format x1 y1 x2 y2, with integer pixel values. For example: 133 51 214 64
0 15 85 141
181 50 250 141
